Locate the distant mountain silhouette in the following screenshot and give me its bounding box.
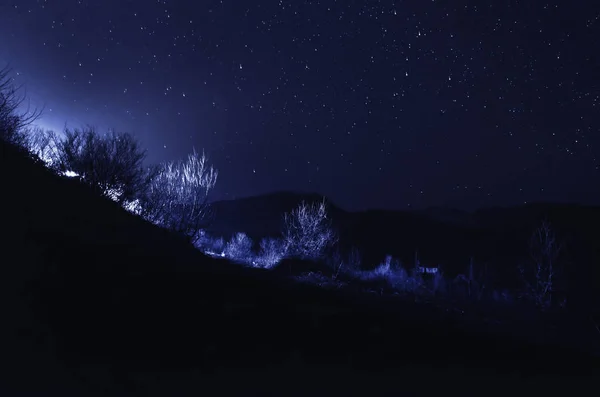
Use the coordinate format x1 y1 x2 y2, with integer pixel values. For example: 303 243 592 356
208 191 333 240
417 205 479 227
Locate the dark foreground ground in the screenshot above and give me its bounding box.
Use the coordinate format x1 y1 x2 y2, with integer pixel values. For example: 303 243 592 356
0 141 598 396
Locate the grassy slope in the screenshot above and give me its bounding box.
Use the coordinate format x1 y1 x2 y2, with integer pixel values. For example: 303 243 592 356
0 141 597 396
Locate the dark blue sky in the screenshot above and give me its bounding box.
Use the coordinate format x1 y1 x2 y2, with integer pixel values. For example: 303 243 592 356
0 0 598 211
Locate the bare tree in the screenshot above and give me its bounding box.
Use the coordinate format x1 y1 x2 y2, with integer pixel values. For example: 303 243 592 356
282 199 338 260
26 127 64 166
0 65 42 148
43 126 155 205
140 149 218 243
519 220 563 310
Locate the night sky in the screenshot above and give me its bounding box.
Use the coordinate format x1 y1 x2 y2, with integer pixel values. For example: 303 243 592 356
0 1 598 211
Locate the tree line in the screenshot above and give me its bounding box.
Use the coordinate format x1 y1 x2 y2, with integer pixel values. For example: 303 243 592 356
0 65 218 244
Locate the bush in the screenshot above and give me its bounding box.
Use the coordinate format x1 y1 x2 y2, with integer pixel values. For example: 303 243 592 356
255 238 286 268
224 232 253 262
357 255 426 293
194 232 225 255
140 149 217 243
208 236 226 254
282 199 337 260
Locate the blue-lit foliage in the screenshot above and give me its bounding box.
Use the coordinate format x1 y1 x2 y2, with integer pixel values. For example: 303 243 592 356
208 236 226 255
140 149 218 244
255 238 286 268
194 231 225 255
282 199 338 261
224 232 254 263
356 255 426 293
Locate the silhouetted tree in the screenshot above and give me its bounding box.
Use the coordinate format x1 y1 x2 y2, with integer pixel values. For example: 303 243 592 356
44 126 155 206
0 65 42 148
140 149 218 243
26 127 63 166
519 220 564 310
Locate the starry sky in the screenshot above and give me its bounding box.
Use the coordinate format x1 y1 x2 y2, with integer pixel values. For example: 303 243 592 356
0 0 598 211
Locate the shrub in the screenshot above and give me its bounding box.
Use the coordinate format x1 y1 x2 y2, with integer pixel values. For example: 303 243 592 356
255 238 286 268
209 237 226 254
357 255 426 293
282 199 337 260
194 232 225 255
224 232 253 262
140 149 217 244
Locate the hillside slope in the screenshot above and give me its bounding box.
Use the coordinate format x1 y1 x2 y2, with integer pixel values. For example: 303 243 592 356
0 141 597 396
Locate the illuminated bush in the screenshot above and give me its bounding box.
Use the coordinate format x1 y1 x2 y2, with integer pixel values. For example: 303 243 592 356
194 232 226 255
282 199 337 260
208 236 226 254
224 232 253 261
140 149 217 244
358 255 425 293
255 238 286 268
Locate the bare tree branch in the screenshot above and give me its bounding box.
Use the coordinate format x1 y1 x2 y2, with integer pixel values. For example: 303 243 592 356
0 64 43 148
282 199 338 260
140 149 218 243
36 126 153 206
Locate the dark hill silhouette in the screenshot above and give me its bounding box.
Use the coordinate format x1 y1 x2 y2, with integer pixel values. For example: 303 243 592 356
208 191 333 239
416 205 479 228
0 140 597 396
